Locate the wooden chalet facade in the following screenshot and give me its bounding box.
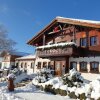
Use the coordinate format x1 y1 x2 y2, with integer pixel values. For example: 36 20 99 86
27 16 100 76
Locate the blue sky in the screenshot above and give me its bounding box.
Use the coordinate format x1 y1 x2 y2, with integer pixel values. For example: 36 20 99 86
0 0 100 54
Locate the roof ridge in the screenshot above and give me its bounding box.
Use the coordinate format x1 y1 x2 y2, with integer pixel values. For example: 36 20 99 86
56 16 100 24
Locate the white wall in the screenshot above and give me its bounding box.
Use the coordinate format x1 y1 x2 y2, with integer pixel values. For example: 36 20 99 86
2 62 15 69
34 57 50 73
15 60 35 74
69 56 100 72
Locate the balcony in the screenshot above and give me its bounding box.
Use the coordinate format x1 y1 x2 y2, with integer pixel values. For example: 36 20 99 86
36 42 79 57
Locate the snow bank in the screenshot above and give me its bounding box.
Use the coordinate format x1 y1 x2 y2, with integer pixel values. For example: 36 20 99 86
14 73 29 84
90 76 100 99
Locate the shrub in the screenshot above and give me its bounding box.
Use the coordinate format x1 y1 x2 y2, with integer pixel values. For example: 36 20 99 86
54 88 60 94
79 93 86 100
68 92 77 99
44 85 53 92
59 89 67 96
50 88 56 95
62 69 84 88
67 80 74 87
97 98 100 100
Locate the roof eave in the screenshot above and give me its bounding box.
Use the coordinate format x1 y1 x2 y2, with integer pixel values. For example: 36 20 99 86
27 18 57 45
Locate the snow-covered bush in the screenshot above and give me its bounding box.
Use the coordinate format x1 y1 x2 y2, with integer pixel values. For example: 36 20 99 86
32 68 53 84
32 68 100 99
62 68 84 87
10 68 21 75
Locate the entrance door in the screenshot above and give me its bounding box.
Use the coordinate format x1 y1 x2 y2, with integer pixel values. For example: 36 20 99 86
55 61 66 76
55 61 62 76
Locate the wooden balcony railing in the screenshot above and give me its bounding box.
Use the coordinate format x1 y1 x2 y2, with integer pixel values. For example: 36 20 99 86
36 46 79 57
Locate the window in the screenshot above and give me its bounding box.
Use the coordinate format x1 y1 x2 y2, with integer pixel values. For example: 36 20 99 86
90 36 97 46
37 62 41 69
43 62 47 68
90 62 99 72
24 63 27 68
80 62 87 71
30 62 34 69
70 62 77 70
16 63 19 67
21 63 23 68
80 38 87 46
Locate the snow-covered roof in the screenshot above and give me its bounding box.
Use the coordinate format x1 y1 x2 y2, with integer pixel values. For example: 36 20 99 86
36 42 77 49
56 16 100 24
16 54 36 60
27 16 100 45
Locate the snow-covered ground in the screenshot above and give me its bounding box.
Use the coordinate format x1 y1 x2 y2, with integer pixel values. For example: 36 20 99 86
81 73 100 81
15 83 71 100
0 82 72 100
0 69 100 100
0 72 72 100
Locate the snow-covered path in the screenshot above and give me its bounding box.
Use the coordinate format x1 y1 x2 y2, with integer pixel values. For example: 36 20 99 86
14 83 71 100
0 81 72 100
15 91 70 100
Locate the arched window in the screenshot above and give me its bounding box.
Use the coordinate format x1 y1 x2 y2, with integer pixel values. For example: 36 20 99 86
16 63 19 67
25 63 27 68
21 63 23 68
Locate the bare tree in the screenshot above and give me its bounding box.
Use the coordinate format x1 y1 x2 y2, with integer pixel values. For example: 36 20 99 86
0 24 17 52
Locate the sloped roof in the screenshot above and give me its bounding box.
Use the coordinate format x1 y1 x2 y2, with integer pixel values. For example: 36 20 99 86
16 54 36 60
27 16 100 45
56 16 100 25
